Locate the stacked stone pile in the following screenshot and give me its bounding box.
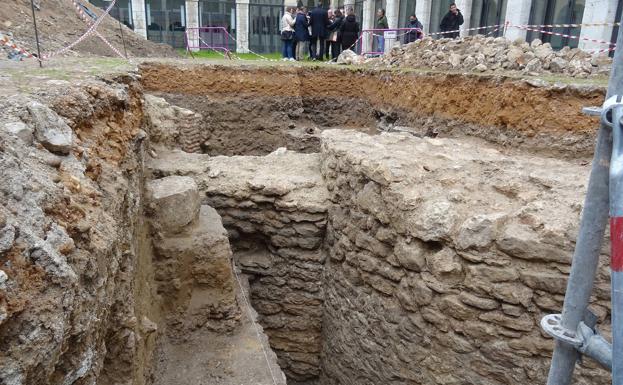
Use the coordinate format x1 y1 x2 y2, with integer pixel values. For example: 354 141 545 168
374 35 613 77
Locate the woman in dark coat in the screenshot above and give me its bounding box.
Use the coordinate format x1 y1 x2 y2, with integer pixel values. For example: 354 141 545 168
294 7 310 61
339 8 359 52
327 9 344 60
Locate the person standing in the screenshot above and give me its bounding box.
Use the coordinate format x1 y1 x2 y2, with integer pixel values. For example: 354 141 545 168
439 3 464 38
309 1 330 60
327 9 344 60
375 9 388 53
281 7 296 61
404 14 423 44
294 7 309 61
340 8 360 52
325 9 334 60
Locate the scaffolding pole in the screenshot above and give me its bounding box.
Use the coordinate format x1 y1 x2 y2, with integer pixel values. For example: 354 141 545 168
545 11 623 385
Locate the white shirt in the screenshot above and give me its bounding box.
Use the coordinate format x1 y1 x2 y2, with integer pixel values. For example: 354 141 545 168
281 12 295 32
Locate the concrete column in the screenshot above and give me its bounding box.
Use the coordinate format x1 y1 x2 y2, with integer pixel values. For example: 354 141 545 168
504 0 531 41
455 0 472 34
415 0 431 33
131 0 147 38
385 0 398 28
579 0 618 53
361 0 375 53
384 0 398 52
185 0 199 51
284 0 297 6
236 0 250 53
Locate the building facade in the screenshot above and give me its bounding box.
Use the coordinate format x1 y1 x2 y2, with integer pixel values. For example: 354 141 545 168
90 0 622 54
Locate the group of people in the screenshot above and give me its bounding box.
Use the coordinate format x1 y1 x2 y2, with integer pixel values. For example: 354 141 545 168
280 3 361 61
280 2 464 61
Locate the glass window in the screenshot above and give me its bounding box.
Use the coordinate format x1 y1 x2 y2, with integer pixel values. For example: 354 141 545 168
199 1 236 51
145 0 187 48
89 0 134 28
469 0 507 36
527 0 585 49
249 0 284 53
398 0 417 28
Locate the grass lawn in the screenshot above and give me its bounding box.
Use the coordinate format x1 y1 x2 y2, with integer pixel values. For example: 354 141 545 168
179 49 284 61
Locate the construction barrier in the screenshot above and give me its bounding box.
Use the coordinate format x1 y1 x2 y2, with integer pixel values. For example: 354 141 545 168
0 32 38 60
185 27 234 55
357 22 618 57
41 0 118 60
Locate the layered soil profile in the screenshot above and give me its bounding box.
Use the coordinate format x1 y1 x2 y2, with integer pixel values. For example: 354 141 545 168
140 63 604 158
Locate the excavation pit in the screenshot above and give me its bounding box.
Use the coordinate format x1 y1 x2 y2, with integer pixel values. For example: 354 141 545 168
0 62 615 385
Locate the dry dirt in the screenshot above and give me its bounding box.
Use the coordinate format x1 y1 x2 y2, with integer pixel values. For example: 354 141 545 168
140 63 605 157
152 273 286 385
0 0 178 59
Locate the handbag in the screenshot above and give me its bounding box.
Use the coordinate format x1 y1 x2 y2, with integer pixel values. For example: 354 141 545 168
328 31 338 42
281 30 293 41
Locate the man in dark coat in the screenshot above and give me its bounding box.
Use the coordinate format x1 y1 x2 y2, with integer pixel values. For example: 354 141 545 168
404 14 423 44
309 2 330 60
339 8 360 52
439 3 464 38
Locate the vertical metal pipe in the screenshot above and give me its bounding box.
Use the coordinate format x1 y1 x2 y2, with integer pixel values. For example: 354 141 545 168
116 3 129 58
611 103 623 385
546 11 623 385
30 0 43 67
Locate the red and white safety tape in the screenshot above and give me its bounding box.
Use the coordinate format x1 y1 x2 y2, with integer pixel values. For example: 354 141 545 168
42 0 117 60
0 33 38 59
511 24 616 47
522 22 620 29
71 0 127 59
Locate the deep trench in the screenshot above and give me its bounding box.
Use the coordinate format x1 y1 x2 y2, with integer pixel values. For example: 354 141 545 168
5 64 617 385
143 85 435 385
136 63 613 385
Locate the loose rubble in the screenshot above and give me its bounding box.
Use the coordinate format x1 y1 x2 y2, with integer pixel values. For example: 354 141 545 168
372 35 612 78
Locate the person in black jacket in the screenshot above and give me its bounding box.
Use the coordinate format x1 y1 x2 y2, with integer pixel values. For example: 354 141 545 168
309 1 330 60
327 9 344 60
340 8 360 52
404 14 423 43
439 3 463 38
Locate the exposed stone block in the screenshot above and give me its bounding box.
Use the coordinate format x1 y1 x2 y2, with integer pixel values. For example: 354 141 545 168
147 176 200 233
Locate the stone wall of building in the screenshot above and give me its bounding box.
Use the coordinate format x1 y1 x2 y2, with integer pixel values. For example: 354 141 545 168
148 150 329 383
146 124 614 385
317 130 612 385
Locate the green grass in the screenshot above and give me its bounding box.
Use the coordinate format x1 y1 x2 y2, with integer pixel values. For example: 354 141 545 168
179 49 283 61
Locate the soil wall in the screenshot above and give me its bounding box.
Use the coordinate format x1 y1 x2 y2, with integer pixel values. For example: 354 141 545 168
140 63 605 157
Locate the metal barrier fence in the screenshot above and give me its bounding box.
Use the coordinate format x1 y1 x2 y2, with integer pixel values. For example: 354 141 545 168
185 26 235 54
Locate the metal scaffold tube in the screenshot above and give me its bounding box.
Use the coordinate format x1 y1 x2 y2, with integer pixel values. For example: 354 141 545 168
545 10 623 385
611 100 623 385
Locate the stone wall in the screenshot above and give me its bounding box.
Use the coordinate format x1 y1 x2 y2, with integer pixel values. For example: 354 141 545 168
318 130 611 385
148 150 329 383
